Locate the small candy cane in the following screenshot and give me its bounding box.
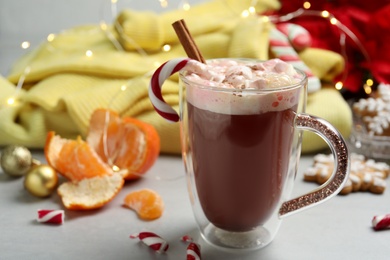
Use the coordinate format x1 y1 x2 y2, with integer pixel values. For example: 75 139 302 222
130 232 169 253
269 24 321 93
372 214 390 231
187 242 201 260
148 58 191 123
181 235 193 242
275 23 312 51
181 235 201 260
37 209 64 224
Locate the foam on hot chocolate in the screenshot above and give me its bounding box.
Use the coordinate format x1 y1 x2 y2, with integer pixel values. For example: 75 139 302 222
182 59 305 115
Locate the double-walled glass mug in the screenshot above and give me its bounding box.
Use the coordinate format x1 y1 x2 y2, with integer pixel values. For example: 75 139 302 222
177 59 350 251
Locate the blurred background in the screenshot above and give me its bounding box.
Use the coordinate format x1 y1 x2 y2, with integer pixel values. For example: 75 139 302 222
1 0 96 75
0 0 206 76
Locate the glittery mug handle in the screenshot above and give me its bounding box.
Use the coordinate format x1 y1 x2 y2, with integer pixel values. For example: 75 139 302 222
279 114 350 218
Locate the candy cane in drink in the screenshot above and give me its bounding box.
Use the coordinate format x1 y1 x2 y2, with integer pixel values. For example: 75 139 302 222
148 58 191 122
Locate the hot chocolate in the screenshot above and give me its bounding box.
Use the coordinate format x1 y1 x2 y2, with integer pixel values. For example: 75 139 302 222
150 56 350 250
182 59 303 232
188 102 298 232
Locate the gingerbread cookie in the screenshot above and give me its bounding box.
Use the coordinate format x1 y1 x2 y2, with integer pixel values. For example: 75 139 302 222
304 153 390 195
353 83 390 137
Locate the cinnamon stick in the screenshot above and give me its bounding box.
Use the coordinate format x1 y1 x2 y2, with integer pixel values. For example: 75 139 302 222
172 19 206 63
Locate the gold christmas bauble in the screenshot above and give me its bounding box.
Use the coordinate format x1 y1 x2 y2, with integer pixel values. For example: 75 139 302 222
1 145 32 177
24 165 58 198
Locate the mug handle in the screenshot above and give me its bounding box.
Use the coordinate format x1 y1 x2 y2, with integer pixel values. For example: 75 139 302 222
279 113 350 218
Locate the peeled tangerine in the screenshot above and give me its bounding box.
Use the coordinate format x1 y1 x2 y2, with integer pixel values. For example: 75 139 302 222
44 109 160 210
124 189 164 220
87 109 160 180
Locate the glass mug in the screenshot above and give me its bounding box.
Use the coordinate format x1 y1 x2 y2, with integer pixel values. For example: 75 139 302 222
177 59 350 250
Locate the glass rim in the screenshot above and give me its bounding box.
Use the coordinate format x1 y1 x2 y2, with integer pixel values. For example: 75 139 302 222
179 58 308 93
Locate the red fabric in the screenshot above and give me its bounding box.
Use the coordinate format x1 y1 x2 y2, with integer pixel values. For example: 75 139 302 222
272 0 390 92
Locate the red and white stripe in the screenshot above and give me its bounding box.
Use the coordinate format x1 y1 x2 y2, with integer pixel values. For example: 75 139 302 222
372 214 390 231
275 23 312 51
186 242 201 260
269 23 321 93
37 209 64 224
181 235 194 242
148 58 191 123
130 232 169 253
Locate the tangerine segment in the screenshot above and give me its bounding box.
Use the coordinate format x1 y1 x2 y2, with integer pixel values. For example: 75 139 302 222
87 109 123 164
124 189 164 220
44 131 65 169
44 131 112 182
121 117 160 179
87 109 119 150
97 118 145 175
87 109 160 180
58 174 124 210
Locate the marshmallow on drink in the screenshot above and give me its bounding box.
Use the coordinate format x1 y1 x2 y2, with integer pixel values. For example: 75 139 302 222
149 58 305 122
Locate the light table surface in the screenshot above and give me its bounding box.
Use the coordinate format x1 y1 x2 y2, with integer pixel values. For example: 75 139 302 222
1 151 390 260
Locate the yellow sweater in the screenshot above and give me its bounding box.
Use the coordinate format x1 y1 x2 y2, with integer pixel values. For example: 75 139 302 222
0 0 351 154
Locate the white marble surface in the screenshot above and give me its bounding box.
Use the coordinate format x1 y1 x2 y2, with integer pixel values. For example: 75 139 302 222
1 152 390 260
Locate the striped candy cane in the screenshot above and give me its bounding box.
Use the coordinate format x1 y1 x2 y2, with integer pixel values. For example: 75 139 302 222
37 209 64 224
269 23 321 93
372 214 390 231
130 232 169 253
181 235 194 242
148 58 191 123
275 23 312 51
187 242 201 260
